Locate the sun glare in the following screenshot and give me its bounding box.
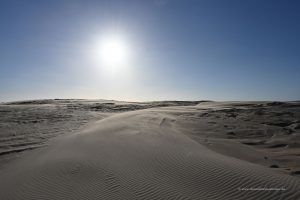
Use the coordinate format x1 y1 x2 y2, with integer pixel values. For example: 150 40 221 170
98 35 129 67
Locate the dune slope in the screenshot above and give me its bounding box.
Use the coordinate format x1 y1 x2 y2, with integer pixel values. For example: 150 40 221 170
0 107 299 200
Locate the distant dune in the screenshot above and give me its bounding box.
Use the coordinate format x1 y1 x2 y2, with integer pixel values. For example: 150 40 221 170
0 100 299 199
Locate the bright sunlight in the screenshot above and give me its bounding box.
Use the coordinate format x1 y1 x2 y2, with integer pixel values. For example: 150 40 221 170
98 35 130 67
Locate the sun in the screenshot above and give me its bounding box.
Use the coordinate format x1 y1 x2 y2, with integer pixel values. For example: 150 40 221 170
99 35 129 67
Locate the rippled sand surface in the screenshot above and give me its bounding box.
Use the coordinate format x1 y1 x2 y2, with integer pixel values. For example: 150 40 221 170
0 100 299 199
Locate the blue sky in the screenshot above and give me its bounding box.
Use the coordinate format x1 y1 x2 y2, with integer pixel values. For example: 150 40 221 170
1 0 300 102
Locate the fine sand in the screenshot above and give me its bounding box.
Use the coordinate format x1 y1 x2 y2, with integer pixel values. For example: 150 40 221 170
0 100 299 199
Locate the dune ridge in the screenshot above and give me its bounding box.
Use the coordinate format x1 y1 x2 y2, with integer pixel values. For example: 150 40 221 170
0 106 299 200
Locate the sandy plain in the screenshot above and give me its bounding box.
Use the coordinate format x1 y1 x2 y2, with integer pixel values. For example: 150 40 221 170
0 99 299 199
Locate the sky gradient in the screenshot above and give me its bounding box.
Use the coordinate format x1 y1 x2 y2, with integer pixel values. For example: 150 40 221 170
1 0 300 102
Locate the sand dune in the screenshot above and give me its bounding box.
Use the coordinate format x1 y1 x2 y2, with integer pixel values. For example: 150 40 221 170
0 99 200 163
0 100 300 199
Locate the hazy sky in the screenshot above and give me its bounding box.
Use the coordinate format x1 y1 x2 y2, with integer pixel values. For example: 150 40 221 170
1 0 300 102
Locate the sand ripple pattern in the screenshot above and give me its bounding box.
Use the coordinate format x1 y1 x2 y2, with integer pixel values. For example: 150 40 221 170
0 111 299 200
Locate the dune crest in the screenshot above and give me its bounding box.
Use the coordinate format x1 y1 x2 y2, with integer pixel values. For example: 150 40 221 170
0 103 300 199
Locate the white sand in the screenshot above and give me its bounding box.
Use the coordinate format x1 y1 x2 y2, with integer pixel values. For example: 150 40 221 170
0 100 299 199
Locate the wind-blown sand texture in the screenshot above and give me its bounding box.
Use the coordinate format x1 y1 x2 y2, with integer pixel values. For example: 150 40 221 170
0 100 299 199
